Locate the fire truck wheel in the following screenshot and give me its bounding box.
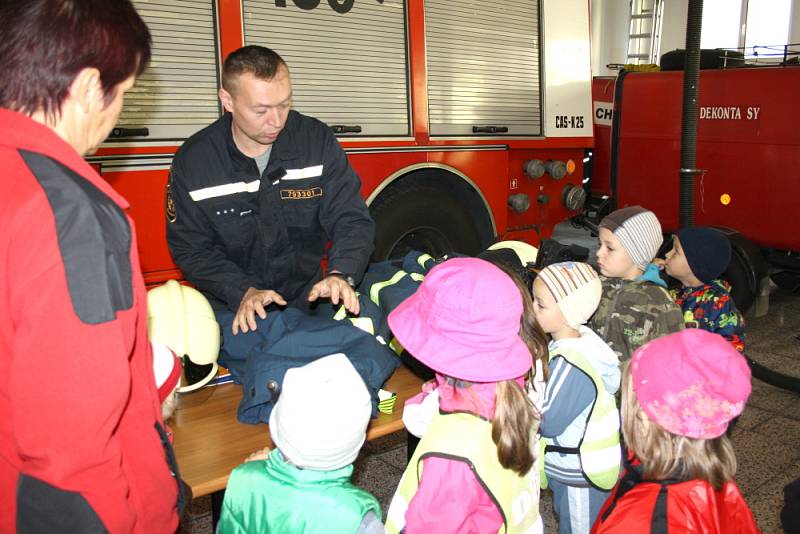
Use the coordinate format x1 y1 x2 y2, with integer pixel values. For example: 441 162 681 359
370 183 485 261
714 227 768 314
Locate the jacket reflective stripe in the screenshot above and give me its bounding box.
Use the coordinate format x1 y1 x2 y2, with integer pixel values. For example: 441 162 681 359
416 253 434 268
188 180 260 201
283 165 323 180
369 270 408 305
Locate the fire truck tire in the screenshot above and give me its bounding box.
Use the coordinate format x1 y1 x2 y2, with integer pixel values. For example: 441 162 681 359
370 183 485 261
713 227 768 314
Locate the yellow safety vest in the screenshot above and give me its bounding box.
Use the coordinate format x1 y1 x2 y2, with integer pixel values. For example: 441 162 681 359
541 346 621 491
387 411 541 534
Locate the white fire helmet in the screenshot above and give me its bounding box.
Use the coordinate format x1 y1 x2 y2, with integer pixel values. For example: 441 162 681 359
147 280 221 393
487 240 539 267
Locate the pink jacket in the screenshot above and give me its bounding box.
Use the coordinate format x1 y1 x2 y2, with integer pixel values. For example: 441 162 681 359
403 374 532 533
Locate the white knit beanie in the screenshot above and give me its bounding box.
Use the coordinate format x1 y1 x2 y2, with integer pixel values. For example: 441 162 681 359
537 262 602 328
269 354 371 471
599 206 663 270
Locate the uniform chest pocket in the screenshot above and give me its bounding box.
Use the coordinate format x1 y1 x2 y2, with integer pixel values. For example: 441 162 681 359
279 182 323 227
202 197 258 250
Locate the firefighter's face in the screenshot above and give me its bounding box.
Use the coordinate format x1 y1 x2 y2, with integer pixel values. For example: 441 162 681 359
664 237 695 284
532 277 567 335
596 227 640 280
221 68 292 148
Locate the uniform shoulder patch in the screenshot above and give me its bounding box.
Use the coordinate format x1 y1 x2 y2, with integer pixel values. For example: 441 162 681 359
166 181 177 223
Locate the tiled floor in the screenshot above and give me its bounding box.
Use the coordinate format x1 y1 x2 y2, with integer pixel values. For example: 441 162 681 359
353 224 800 533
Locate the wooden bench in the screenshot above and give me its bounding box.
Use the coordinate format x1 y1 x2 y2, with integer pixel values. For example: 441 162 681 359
172 364 423 498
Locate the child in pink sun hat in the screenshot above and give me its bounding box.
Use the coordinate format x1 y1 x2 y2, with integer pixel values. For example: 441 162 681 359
591 329 759 533
385 258 545 534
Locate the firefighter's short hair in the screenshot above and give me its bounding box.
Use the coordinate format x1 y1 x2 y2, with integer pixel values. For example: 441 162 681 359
222 45 289 92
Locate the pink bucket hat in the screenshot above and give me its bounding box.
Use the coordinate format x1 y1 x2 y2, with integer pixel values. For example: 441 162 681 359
631 329 751 439
388 258 532 383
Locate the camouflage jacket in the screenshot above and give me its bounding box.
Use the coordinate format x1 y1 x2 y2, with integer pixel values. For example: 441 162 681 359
589 277 685 363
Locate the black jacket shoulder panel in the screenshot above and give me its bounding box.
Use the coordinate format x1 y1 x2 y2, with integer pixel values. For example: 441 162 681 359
20 150 133 324
17 474 107 533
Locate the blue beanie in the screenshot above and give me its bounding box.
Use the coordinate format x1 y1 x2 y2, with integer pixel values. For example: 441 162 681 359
676 227 731 283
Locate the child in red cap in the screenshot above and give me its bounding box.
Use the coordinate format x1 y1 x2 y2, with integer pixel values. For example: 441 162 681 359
386 258 546 534
591 329 759 533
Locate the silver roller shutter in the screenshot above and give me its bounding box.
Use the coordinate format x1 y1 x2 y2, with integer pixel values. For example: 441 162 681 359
243 1 410 137
425 0 542 136
116 0 220 141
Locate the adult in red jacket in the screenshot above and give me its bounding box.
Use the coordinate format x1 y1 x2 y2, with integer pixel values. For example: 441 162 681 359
0 1 180 532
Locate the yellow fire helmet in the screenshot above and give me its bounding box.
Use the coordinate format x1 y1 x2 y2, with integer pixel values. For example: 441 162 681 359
487 240 539 266
147 280 221 393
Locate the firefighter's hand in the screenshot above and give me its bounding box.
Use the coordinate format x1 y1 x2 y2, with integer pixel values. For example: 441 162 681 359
308 275 360 315
233 287 287 335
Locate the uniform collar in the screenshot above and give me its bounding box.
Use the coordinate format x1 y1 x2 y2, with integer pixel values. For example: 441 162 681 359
223 110 302 171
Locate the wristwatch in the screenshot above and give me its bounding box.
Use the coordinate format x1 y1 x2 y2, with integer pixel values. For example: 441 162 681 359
327 271 356 288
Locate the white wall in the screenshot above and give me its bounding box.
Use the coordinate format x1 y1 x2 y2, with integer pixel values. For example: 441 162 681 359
590 0 800 76
792 0 800 43
659 1 689 55
590 0 630 76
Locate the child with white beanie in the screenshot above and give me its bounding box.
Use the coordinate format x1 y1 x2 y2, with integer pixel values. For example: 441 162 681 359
217 354 382 534
533 262 621 534
588 206 684 362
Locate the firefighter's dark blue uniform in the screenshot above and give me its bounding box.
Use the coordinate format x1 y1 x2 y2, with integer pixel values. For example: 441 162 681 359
166 110 375 314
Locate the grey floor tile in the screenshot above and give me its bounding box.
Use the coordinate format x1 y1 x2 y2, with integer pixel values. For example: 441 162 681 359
352 453 403 520
540 488 559 533
752 416 800 457
363 430 407 454
746 460 799 534
731 428 798 497
375 443 408 471
748 348 800 376
736 404 773 431
748 379 800 414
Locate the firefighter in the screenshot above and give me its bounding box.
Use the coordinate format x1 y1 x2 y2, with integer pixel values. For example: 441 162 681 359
0 0 181 531
166 45 375 369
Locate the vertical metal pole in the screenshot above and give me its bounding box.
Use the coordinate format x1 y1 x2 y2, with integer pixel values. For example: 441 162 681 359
679 0 703 228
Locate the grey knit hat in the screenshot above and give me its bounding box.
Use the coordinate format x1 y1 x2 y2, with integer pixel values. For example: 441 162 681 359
600 206 663 270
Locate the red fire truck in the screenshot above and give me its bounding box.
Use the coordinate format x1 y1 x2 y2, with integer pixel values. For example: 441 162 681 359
89 0 595 286
590 62 800 311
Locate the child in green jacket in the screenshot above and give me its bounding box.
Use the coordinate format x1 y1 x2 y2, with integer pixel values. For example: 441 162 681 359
218 354 382 534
